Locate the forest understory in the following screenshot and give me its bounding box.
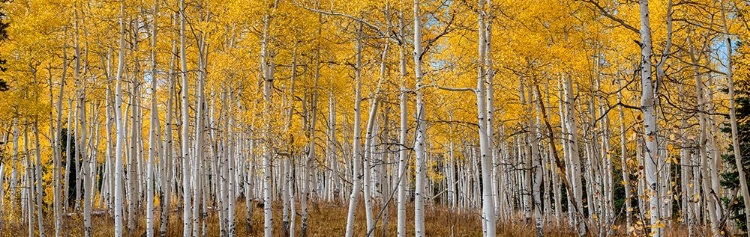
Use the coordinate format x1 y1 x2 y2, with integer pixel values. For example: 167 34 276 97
1 200 697 237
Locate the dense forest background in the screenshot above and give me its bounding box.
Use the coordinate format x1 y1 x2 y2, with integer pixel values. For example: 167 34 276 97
0 0 749 236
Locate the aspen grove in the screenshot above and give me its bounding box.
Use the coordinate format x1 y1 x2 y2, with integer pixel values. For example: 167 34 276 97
2 0 750 236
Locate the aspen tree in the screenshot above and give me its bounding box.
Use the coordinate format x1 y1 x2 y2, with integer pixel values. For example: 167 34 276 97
128 14 141 234
260 1 279 236
637 0 662 235
412 0 429 234
12 119 20 225
475 2 496 235
396 6 409 237
363 39 388 236
114 2 127 235
344 22 364 237
192 8 208 235
105 50 114 212
281 45 297 237
179 0 193 234
301 15 322 235
81 92 91 237
530 87 543 237
33 121 44 237
146 0 159 235
53 48 68 237
721 0 750 231
227 91 236 237
24 127 33 237
160 12 178 237
617 77 632 232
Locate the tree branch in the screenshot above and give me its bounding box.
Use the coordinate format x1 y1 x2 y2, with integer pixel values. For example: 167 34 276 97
579 0 640 34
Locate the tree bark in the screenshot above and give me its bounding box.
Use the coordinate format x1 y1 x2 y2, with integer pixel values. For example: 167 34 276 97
114 2 126 235
396 7 409 237
146 1 159 235
344 22 364 237
260 2 279 236
637 0 661 235
721 1 750 233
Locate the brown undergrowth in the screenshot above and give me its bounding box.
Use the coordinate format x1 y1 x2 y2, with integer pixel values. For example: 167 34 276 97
0 200 692 236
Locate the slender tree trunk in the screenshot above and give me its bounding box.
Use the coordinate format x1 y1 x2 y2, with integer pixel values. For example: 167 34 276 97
530 87 543 237
260 2 279 236
81 94 91 237
638 1 661 235
179 0 193 234
563 74 584 236
300 22 322 236
25 127 34 237
413 1 428 235
396 8 409 237
288 154 296 237
721 2 750 233
53 48 68 237
146 2 159 235
344 22 364 237
128 16 141 234
281 45 297 237
363 39 388 236
618 77 632 233
33 121 45 237
114 2 127 235
227 90 237 237
160 12 178 237
105 50 114 212
543 81 561 224
688 36 719 235
520 80 532 222
476 1 496 235
192 18 208 237
448 113 457 210
11 119 19 227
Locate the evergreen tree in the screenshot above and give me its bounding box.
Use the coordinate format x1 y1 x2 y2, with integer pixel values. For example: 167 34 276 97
721 70 750 232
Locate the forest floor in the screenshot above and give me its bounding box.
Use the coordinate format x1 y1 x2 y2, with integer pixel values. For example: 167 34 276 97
1 200 691 236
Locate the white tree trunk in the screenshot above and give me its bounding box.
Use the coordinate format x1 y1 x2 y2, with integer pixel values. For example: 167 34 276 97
530 88 543 237
192 22 208 237
114 2 126 235
413 1 428 235
362 40 388 236
179 0 193 234
33 122 45 237
563 74 584 236
227 101 236 237
146 2 159 235
617 78 632 233
344 22 364 237
81 95 92 237
260 2 278 236
476 1 496 235
53 48 68 237
638 0 661 235
160 13 178 237
281 47 296 237
24 127 34 237
11 118 20 224
721 1 750 232
127 20 141 234
396 8 409 237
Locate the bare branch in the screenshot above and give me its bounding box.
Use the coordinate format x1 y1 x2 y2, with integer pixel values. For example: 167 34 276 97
579 0 640 34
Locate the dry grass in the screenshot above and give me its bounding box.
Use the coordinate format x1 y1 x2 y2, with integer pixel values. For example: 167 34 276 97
0 200 693 236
